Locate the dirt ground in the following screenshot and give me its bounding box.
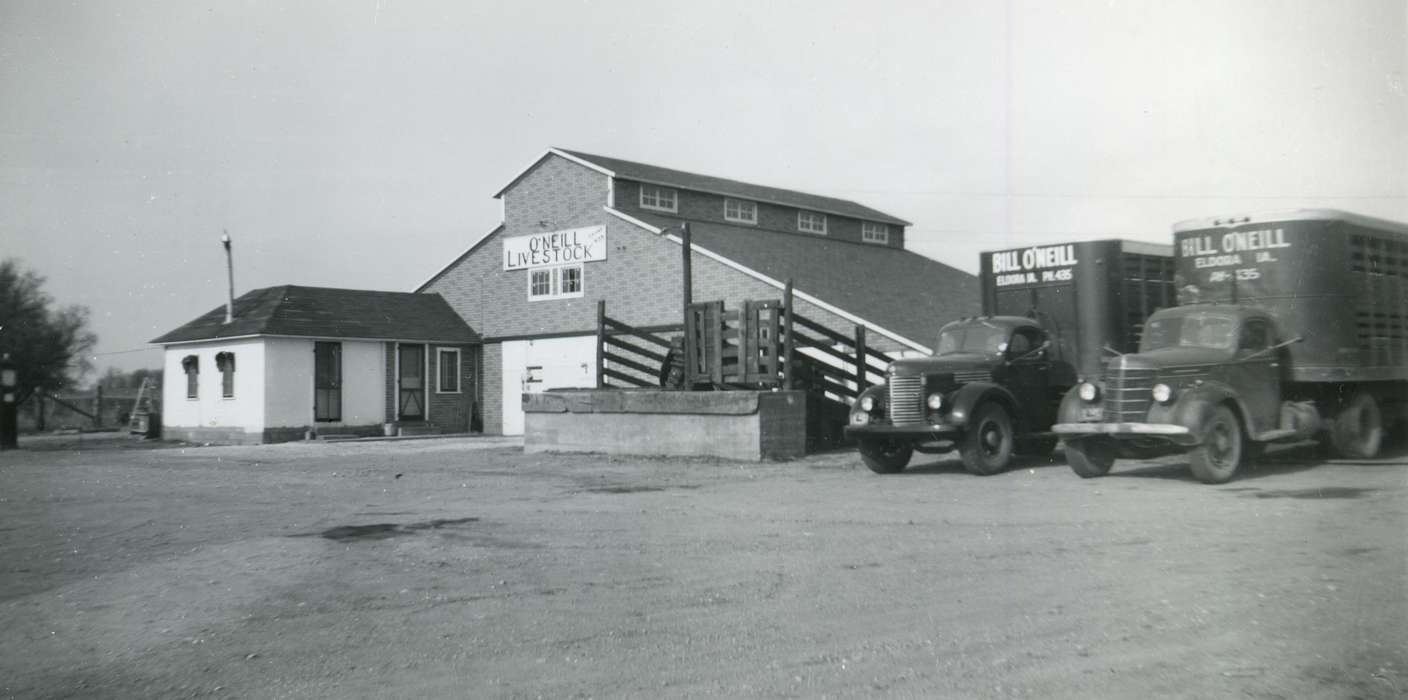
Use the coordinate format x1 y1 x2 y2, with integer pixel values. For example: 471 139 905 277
1 434 1405 699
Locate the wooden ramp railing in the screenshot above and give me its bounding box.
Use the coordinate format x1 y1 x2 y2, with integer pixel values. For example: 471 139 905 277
596 300 684 388
593 281 896 403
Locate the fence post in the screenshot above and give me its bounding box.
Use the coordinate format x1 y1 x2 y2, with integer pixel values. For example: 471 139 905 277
783 279 794 390
595 299 606 389
854 325 868 393
683 304 695 389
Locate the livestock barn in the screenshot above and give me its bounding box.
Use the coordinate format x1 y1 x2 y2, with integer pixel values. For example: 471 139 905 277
419 149 979 435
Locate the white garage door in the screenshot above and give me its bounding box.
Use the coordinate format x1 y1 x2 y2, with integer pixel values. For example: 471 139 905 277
499 335 598 435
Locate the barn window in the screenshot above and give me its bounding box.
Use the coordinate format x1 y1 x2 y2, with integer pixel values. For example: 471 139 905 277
862 222 890 244
181 355 199 399
724 198 757 224
215 352 236 398
527 264 585 301
797 211 827 234
639 185 678 213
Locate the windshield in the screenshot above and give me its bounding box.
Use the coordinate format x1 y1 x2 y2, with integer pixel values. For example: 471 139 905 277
1140 311 1238 352
936 323 1008 356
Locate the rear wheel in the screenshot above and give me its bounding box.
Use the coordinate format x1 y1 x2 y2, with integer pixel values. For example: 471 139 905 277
1064 437 1116 478
1330 391 1383 459
960 403 1014 476
859 438 913 474
1189 405 1243 484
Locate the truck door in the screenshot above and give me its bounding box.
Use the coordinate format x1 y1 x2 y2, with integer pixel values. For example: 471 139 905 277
1005 326 1055 431
1228 318 1281 435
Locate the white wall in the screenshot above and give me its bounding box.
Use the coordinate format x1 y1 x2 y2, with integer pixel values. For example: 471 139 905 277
500 335 597 435
264 337 385 428
161 338 266 434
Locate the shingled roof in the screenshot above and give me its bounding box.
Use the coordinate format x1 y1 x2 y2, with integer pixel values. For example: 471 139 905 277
629 212 978 348
497 148 911 227
152 286 480 345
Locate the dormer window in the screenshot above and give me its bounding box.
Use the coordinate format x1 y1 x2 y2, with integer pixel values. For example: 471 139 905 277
862 222 890 244
724 198 757 224
797 211 827 235
639 185 678 213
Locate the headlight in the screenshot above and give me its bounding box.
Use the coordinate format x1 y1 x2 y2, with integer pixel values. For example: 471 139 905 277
926 393 943 410
1152 383 1174 404
859 396 875 412
1078 382 1099 402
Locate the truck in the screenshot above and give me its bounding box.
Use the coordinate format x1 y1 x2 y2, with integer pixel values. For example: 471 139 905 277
1054 210 1408 483
845 239 1175 475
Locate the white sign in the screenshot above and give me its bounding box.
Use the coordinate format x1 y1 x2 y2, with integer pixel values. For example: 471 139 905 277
990 244 1078 287
502 226 607 270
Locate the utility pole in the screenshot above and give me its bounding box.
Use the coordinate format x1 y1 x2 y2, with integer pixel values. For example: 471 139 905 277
680 222 692 315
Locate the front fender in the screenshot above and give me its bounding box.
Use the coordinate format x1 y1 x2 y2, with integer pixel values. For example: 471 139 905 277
1057 383 1096 424
1154 381 1241 435
947 381 1017 427
850 384 888 422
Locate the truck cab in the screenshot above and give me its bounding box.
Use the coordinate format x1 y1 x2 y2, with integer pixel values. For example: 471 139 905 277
1054 304 1303 483
846 316 1070 475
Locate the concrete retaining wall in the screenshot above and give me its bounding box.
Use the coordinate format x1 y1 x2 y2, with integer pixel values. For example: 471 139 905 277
523 390 806 461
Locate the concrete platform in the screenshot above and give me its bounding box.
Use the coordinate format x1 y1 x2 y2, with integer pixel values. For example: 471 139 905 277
523 389 806 461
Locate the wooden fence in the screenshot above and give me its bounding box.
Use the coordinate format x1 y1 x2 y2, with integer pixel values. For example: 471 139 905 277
595 280 894 405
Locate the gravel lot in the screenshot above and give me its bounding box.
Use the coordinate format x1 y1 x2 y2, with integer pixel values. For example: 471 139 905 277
1 434 1405 699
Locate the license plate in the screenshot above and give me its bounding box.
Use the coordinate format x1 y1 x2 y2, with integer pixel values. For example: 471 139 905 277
1080 407 1102 421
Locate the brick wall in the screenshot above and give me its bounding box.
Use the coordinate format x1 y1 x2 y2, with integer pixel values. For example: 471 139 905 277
426 344 474 432
481 343 503 434
383 342 396 423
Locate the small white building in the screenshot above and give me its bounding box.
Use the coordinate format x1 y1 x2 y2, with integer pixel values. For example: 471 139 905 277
152 285 480 444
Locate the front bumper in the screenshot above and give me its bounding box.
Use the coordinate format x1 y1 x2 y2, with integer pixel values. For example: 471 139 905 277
1052 422 1196 445
844 422 962 439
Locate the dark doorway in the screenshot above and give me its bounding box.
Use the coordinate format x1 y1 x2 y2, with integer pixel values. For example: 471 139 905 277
398 344 425 421
314 342 342 422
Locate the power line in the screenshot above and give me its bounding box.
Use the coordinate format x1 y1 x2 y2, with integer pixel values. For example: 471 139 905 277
91 347 159 357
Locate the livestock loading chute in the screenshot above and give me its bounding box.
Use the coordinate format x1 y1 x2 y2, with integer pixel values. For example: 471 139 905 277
1054 209 1408 483
845 239 1174 475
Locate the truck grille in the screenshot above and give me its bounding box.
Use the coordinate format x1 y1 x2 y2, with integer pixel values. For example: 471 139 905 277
888 376 924 425
1103 367 1155 423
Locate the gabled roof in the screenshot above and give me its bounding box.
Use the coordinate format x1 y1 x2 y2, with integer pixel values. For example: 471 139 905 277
152 286 480 345
625 211 978 349
494 147 911 227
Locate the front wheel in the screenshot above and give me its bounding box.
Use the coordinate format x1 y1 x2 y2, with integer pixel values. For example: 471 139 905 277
960 403 1014 476
1188 405 1243 484
1330 391 1383 459
1064 437 1116 478
859 438 913 474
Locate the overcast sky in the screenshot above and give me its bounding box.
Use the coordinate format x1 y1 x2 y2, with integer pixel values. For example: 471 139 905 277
3 0 1405 376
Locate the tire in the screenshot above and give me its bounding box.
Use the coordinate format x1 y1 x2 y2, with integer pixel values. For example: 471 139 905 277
1330 392 1383 459
1064 437 1116 478
1188 405 1243 484
960 403 1015 476
859 438 913 474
